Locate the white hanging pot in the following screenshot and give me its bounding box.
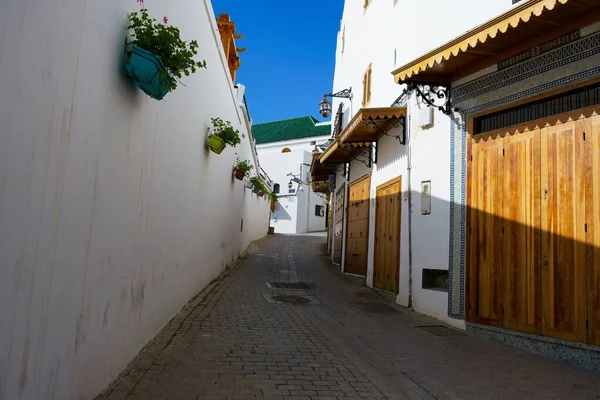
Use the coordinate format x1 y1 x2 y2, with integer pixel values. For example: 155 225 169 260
245 180 253 189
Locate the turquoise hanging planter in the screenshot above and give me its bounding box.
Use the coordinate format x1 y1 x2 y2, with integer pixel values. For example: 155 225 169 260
206 134 226 154
125 45 174 100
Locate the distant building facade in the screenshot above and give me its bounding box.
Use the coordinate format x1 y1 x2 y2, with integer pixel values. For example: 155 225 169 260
254 117 331 234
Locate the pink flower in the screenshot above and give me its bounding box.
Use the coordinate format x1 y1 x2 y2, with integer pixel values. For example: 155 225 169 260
242 134 246 139
163 16 168 24
136 0 144 4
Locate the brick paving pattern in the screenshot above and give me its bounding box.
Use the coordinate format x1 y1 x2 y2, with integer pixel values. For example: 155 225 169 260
98 235 600 400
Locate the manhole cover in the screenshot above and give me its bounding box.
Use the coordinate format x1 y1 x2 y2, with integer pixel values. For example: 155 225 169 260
271 295 312 304
267 282 314 290
349 302 399 314
353 292 381 300
415 325 466 337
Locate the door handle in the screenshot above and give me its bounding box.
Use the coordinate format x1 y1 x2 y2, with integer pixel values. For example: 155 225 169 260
542 257 549 268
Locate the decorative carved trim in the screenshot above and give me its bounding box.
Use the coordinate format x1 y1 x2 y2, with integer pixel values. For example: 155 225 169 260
453 31 600 103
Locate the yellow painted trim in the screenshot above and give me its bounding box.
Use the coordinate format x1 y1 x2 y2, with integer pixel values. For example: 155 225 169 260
319 141 340 164
339 107 407 143
391 0 569 83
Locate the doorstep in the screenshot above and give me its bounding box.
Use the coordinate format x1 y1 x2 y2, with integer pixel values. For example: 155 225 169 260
467 322 600 372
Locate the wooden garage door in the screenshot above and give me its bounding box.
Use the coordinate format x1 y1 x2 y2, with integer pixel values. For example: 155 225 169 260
468 107 600 345
345 175 370 276
541 120 587 343
374 177 402 293
589 115 600 347
469 136 504 326
333 183 345 264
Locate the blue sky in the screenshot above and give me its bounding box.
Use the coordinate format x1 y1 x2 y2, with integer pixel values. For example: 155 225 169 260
211 0 344 124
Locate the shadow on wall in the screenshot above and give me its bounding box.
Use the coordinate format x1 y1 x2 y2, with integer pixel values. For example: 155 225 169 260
376 128 407 170
271 200 292 221
368 187 600 348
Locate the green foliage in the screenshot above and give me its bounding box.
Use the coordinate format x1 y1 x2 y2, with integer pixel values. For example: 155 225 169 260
248 176 267 195
234 159 253 177
268 192 278 201
128 8 207 92
211 117 241 147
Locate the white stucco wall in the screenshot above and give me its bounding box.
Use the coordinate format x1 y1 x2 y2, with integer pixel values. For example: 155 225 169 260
0 1 269 399
257 136 329 234
329 0 514 324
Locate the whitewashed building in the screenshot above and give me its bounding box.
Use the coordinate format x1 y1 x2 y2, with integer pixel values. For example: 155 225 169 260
315 0 600 367
0 3 271 399
316 0 511 326
254 117 331 234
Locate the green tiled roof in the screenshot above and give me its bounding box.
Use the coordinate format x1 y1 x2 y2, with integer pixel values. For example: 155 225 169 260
252 116 331 145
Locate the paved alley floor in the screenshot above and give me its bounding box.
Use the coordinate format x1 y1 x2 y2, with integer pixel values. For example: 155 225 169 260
99 235 600 400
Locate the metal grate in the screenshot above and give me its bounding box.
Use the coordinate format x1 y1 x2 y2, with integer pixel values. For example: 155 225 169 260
414 325 466 337
268 282 314 290
349 302 399 315
271 295 311 305
353 292 382 300
475 83 600 134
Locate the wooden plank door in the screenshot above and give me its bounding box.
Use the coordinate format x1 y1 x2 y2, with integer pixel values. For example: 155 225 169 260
587 114 600 346
345 175 370 276
333 183 345 264
541 120 587 343
502 130 542 334
468 137 504 325
374 177 402 293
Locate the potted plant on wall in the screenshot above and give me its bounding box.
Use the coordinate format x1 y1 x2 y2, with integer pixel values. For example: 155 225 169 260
125 8 207 100
233 159 253 181
248 176 263 194
206 117 241 154
268 192 277 211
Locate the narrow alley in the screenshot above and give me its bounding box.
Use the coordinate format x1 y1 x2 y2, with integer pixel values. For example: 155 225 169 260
98 234 600 400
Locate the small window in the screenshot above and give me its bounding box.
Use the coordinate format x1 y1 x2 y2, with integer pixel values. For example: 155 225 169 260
310 141 316 145
282 147 291 153
362 64 372 106
422 269 449 292
315 205 324 217
273 183 280 194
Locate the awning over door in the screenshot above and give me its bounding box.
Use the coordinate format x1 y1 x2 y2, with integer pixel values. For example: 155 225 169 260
319 140 372 164
338 107 406 143
392 0 600 84
310 152 338 180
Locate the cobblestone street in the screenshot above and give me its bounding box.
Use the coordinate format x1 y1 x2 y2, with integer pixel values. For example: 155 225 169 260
98 234 600 400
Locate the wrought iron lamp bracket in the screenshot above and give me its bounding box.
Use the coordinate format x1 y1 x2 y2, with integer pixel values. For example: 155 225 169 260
407 82 454 116
324 88 353 99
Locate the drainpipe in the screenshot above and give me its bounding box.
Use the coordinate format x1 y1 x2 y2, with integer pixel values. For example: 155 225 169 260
406 94 413 309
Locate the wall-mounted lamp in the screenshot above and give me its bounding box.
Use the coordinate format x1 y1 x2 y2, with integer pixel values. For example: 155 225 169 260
288 181 293 189
319 88 352 118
